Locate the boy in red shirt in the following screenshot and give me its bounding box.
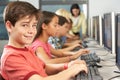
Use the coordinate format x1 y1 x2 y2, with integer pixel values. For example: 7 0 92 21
0 1 87 80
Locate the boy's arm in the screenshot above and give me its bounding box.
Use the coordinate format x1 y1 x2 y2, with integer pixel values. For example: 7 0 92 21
28 60 87 80
50 46 73 57
44 63 65 75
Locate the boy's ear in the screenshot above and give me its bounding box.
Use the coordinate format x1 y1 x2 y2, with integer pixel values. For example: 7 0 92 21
42 23 47 30
5 21 13 32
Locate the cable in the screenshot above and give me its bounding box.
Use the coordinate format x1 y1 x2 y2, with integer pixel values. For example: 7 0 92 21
108 75 120 80
100 64 115 67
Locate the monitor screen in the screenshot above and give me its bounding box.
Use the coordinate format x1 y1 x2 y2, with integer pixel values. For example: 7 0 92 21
96 16 102 45
103 12 116 54
92 16 103 45
92 17 97 40
116 14 120 69
103 13 112 51
96 16 100 44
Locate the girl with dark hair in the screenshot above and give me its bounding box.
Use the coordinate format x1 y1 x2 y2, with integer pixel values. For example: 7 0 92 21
32 11 89 64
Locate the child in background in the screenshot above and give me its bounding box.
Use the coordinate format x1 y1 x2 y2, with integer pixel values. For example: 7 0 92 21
0 1 88 80
48 15 82 51
32 11 89 64
55 8 81 47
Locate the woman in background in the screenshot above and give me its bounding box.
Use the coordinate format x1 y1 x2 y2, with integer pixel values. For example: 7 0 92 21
70 3 87 40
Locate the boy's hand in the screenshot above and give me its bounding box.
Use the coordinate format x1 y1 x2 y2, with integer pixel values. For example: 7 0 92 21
78 49 90 55
68 60 88 73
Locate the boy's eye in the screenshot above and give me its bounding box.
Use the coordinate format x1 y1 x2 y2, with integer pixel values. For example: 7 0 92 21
32 24 37 28
22 24 28 27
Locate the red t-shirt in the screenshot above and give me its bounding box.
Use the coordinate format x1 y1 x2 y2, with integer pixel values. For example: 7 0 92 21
32 39 52 58
0 45 47 80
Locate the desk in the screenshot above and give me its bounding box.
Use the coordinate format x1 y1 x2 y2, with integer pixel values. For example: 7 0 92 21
85 38 120 80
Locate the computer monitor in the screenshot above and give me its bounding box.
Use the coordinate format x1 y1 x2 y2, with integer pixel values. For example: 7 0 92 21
92 16 97 40
96 16 100 44
92 16 103 46
103 12 116 54
116 13 120 69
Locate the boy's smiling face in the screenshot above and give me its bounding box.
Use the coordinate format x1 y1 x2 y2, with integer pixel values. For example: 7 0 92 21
7 15 37 47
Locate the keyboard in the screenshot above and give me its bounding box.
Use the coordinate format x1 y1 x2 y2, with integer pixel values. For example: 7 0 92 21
75 52 103 80
81 52 100 64
83 40 89 43
71 41 88 52
81 42 88 48
72 46 81 51
75 66 103 80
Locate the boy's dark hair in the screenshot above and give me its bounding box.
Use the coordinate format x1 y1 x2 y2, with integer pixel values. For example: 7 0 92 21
58 15 69 26
3 1 39 26
34 11 58 40
70 3 80 16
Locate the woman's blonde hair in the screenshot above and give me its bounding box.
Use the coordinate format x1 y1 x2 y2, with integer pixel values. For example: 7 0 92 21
55 8 71 22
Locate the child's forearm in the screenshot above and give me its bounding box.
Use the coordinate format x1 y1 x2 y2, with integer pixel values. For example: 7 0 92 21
45 63 66 75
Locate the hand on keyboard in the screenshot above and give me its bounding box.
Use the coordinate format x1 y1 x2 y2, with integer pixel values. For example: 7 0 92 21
75 62 103 80
83 40 88 43
75 51 103 80
67 60 88 78
70 49 90 59
81 52 102 68
78 49 90 55
81 52 101 64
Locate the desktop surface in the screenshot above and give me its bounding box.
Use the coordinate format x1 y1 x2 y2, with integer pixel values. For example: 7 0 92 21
75 37 119 80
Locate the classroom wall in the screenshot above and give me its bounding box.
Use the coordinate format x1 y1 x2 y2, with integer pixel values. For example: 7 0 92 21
19 0 39 9
89 0 120 18
18 0 120 18
18 0 120 21
88 0 120 36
